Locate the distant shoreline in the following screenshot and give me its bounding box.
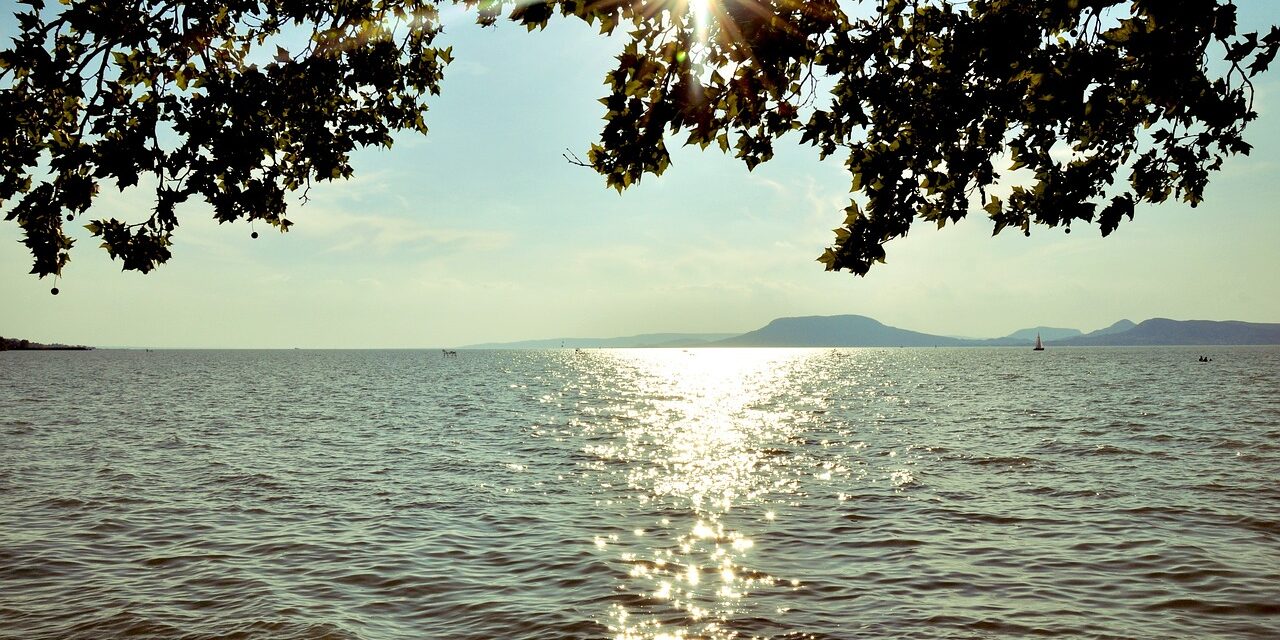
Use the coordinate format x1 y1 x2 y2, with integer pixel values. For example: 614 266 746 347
0 338 93 351
4 344 1277 352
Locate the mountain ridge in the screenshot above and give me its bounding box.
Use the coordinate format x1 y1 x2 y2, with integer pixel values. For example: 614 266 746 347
714 314 969 347
1051 318 1280 346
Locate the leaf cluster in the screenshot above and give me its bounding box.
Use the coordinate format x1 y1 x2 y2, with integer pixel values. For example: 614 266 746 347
2 0 448 276
527 0 1276 274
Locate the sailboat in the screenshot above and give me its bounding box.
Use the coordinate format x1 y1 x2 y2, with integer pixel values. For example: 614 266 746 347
1033 333 1045 351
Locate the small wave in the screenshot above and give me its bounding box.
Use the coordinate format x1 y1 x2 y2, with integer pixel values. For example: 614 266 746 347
1225 514 1280 534
94 467 137 481
4 420 36 435
946 510 1060 527
1068 538 1163 552
34 496 95 510
1142 565 1247 584
139 553 237 568
924 614 1060 636
1022 485 1125 499
62 611 186 639
1089 444 1145 456
208 471 289 492
1144 598 1280 616
967 455 1037 467
217 619 360 640
862 537 927 548
87 518 130 533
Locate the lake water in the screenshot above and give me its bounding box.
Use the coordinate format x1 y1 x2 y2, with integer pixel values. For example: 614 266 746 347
1 347 1277 639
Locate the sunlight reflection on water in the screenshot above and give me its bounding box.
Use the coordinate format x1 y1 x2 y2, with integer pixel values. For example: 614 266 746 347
581 349 835 639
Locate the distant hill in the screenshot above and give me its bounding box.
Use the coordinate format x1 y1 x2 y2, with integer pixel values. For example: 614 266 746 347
1052 318 1280 346
714 315 967 347
1082 319 1137 337
1002 326 1082 342
463 332 739 349
975 325 1083 345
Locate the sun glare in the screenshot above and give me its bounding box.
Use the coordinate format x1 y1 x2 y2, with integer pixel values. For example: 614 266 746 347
690 0 714 41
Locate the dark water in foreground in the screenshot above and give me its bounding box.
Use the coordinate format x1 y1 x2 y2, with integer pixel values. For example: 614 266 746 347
1 347 1278 639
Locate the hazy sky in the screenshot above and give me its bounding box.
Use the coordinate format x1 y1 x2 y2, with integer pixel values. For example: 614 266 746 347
3 2 1279 348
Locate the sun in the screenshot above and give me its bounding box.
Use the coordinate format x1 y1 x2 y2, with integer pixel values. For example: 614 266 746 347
681 0 777 52
690 0 714 41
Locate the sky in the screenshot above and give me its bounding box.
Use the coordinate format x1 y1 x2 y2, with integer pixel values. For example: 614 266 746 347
2 2 1279 348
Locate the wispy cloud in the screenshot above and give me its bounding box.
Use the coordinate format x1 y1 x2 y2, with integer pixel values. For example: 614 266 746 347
300 207 511 255
268 171 514 255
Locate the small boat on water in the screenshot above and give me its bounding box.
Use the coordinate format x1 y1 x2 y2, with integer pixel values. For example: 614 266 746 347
1033 333 1045 351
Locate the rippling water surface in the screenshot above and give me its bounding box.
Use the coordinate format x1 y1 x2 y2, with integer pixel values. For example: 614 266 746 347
1 347 1278 639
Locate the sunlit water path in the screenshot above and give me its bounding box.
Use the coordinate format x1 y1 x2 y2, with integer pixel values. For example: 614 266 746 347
1 347 1277 638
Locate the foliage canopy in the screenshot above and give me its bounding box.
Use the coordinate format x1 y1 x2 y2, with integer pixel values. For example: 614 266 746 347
2 0 1277 282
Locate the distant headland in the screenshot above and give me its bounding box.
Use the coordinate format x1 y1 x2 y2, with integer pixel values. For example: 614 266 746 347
464 315 1280 349
0 337 93 351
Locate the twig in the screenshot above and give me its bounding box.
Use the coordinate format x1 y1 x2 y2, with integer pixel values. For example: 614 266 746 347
562 148 591 167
